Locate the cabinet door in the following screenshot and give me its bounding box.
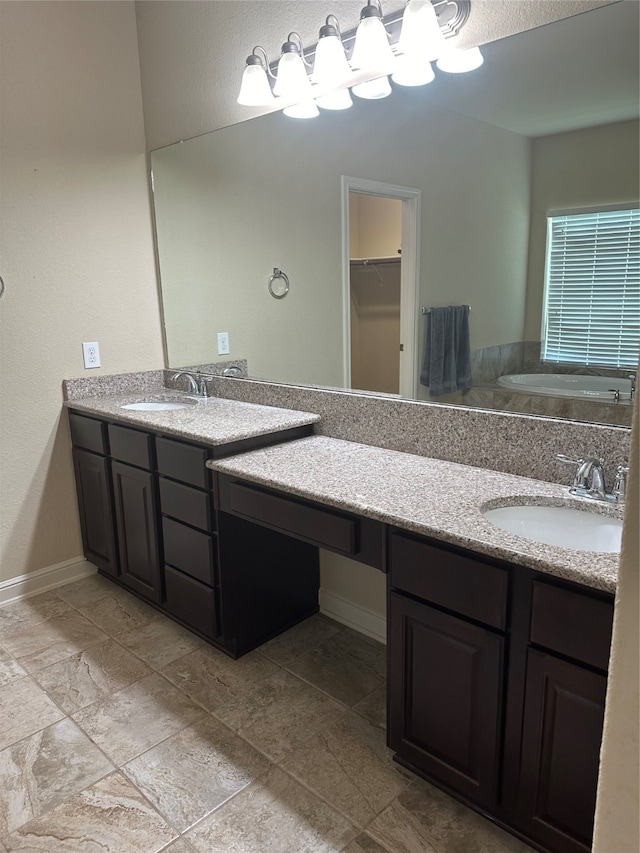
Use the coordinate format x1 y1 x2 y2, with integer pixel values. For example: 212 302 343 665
388 592 504 809
111 460 161 603
72 448 118 577
517 650 606 853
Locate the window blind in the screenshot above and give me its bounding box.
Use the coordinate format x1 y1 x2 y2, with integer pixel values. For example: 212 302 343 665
542 206 640 368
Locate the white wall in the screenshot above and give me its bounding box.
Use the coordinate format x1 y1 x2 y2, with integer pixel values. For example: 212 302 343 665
0 1 163 585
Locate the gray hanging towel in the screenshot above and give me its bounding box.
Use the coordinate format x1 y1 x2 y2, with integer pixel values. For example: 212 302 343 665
420 305 471 396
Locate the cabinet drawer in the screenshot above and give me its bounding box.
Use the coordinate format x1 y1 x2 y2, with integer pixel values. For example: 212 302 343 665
69 412 107 454
156 436 210 489
159 477 214 532
165 566 216 638
530 581 613 671
162 516 215 586
227 480 356 556
390 533 508 630
108 424 153 469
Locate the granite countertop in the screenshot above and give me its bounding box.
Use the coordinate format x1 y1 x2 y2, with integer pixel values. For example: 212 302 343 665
65 391 320 446
207 435 622 594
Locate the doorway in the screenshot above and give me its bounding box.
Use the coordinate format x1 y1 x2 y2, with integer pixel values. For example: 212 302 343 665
341 177 420 398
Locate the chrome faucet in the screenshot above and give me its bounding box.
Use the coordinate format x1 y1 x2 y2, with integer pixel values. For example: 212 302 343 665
574 457 607 500
171 371 208 397
557 453 626 502
628 373 636 401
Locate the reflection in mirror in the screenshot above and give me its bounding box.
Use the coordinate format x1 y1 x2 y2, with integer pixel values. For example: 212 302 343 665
151 1 639 427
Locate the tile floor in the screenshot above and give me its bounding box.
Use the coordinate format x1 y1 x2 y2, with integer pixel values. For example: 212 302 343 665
0 575 536 852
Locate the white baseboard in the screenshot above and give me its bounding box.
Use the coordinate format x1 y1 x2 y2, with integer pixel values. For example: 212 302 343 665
319 589 387 644
0 558 97 607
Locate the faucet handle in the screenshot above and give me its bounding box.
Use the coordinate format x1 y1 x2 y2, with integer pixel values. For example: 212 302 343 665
556 453 583 465
612 464 629 502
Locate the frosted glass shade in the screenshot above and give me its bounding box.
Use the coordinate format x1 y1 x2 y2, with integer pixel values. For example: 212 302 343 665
316 88 353 110
436 45 484 73
314 33 352 87
274 51 313 99
283 100 320 119
392 55 435 87
351 16 395 74
398 0 446 62
237 63 274 106
351 75 392 100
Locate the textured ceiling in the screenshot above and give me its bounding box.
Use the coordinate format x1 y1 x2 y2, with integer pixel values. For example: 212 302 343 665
135 0 620 149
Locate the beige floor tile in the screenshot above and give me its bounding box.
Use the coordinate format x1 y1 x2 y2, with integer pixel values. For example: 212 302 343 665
353 684 387 730
123 715 271 832
77 590 159 636
0 717 113 836
185 766 357 853
0 677 64 751
343 834 396 853
34 639 151 714
3 771 177 852
1 612 107 674
72 672 204 765
161 645 279 713
214 670 344 762
0 649 26 688
367 778 536 853
160 840 197 853
286 628 386 706
56 573 118 609
0 592 72 641
282 710 411 827
259 613 342 667
118 616 206 670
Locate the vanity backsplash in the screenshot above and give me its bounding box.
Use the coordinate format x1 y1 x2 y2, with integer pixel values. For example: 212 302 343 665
63 368 631 489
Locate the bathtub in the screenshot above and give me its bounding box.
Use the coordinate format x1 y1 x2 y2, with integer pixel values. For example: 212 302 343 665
496 373 633 401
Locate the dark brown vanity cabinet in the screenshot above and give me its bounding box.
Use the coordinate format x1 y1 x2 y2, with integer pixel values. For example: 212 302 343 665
108 424 162 603
69 413 118 578
388 531 614 853
388 533 508 810
516 582 613 853
69 411 320 657
156 435 218 639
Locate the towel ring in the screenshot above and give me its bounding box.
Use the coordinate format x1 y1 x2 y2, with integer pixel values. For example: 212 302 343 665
268 268 290 300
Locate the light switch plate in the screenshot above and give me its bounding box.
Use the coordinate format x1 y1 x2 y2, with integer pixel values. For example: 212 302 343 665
82 341 101 368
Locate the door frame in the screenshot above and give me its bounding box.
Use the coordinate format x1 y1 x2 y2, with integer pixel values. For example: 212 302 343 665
341 176 421 398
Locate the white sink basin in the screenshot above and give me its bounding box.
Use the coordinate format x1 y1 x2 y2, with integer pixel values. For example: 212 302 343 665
483 504 622 553
121 401 192 411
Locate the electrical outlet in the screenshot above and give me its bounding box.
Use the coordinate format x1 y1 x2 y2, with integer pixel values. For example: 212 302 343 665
217 332 230 355
82 341 101 369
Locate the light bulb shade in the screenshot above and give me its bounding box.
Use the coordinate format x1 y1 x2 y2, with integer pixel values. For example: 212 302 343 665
398 0 446 62
391 55 435 87
274 50 313 99
351 75 392 100
237 61 274 106
283 100 320 119
316 88 353 110
313 32 352 86
351 15 395 75
436 45 484 73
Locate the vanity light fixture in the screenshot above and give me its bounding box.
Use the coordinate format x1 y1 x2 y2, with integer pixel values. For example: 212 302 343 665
237 0 480 118
237 47 275 106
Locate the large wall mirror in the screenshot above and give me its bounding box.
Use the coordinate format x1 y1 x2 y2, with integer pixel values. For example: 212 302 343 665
151 1 639 428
